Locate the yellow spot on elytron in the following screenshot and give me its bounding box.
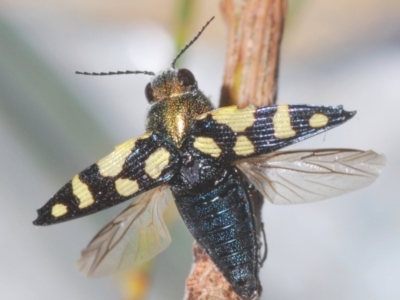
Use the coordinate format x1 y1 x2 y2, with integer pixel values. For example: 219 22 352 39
211 106 255 132
273 104 296 139
97 138 137 177
51 204 68 217
72 175 95 209
115 178 139 197
193 137 222 158
144 148 171 179
139 132 152 139
233 135 255 156
114 137 137 151
196 112 207 120
309 113 329 128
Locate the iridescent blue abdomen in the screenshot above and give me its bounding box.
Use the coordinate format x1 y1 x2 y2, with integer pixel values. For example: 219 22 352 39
172 164 260 299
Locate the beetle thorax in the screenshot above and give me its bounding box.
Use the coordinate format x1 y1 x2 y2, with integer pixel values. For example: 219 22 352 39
145 69 214 147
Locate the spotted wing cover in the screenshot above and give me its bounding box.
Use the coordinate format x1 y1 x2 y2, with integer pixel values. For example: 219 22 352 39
77 186 173 277
186 105 355 162
33 133 180 226
236 149 386 205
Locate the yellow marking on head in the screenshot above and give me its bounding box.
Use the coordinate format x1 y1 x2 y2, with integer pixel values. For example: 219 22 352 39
139 132 152 139
72 175 95 209
115 178 139 197
144 148 171 179
176 114 185 140
193 137 222 158
273 104 296 139
97 138 137 177
309 113 329 128
51 204 68 217
233 135 255 156
211 106 255 132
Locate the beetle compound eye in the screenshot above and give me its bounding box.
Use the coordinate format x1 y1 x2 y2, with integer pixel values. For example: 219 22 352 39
145 83 155 103
177 69 195 86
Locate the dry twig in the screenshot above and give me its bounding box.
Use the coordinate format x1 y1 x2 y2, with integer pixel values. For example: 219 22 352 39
184 0 287 299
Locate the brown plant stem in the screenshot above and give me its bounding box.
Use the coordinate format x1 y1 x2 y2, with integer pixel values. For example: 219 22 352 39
184 0 286 299
220 0 287 108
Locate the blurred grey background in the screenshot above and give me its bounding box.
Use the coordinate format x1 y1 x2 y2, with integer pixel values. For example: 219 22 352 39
0 0 399 299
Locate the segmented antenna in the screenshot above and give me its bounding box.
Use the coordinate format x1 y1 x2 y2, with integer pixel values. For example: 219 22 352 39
171 16 215 68
75 70 155 76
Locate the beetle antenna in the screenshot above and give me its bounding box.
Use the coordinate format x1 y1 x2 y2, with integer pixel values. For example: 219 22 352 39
75 70 155 76
171 16 215 68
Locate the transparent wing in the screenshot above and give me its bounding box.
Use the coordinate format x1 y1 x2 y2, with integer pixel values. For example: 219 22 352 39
76 185 173 277
236 149 386 205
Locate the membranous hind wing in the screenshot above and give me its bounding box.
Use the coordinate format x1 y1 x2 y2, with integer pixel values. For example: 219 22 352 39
33 132 180 225
236 149 386 204
186 104 355 162
77 186 173 277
